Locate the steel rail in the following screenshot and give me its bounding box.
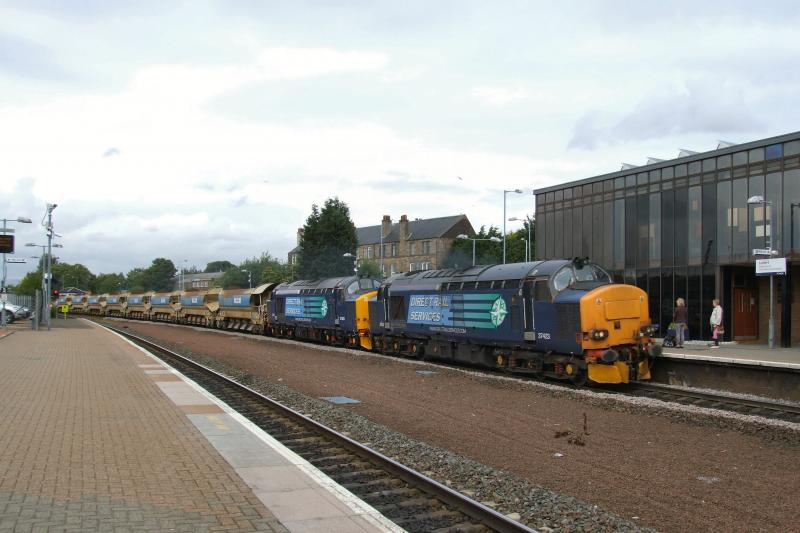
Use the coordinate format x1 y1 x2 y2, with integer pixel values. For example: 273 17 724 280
628 381 800 423
100 322 536 533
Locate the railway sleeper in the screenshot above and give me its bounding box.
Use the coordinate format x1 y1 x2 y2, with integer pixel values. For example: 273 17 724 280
433 523 489 533
340 478 404 492
317 460 374 474
326 468 386 482
374 498 442 514
393 509 464 525
361 487 422 503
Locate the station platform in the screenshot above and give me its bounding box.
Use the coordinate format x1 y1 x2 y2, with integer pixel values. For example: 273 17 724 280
661 341 800 370
0 319 395 532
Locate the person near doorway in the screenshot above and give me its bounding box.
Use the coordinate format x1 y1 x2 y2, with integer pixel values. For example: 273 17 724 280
673 298 688 348
710 299 723 348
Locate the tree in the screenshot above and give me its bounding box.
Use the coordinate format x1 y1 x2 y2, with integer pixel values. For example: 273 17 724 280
14 271 42 296
52 262 94 290
126 268 148 292
144 258 177 292
442 226 503 268
205 260 235 273
93 273 126 294
219 253 289 289
297 197 358 279
357 259 382 278
260 262 291 284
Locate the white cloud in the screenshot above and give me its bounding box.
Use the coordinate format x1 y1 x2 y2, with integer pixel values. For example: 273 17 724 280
471 85 531 107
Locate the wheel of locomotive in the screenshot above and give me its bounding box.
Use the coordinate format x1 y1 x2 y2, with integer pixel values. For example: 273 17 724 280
566 363 587 386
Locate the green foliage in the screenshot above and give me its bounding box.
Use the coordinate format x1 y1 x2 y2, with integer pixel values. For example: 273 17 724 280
125 268 148 292
14 271 43 296
93 273 126 294
297 197 358 279
219 253 290 289
443 225 502 268
260 262 291 284
357 259 382 278
146 258 177 292
52 262 94 291
204 260 235 273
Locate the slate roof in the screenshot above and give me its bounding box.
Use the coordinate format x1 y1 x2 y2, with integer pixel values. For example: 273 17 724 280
356 215 472 245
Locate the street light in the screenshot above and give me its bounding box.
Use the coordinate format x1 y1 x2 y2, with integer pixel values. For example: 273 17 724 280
1 216 32 327
747 195 776 349
457 234 502 267
503 189 523 264
343 252 357 274
791 202 800 257
240 269 252 289
508 216 533 262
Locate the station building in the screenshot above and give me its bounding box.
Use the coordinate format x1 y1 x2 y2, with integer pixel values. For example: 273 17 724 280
534 131 800 346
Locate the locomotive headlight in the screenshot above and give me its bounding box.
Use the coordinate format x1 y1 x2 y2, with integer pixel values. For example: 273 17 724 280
591 328 609 340
639 325 656 337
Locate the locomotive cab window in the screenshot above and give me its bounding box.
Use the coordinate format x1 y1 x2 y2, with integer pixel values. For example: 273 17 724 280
552 267 574 292
389 295 406 320
346 281 359 295
533 280 551 301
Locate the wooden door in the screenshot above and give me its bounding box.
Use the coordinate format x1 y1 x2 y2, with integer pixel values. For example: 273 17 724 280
733 288 758 339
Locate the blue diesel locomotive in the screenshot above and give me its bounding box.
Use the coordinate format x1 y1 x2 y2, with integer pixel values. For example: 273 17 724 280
369 258 659 384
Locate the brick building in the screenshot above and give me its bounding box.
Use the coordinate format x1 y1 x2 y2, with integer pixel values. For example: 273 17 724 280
356 214 475 275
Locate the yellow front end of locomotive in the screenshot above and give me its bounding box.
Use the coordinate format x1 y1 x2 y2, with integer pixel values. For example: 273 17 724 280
580 284 654 383
355 290 377 350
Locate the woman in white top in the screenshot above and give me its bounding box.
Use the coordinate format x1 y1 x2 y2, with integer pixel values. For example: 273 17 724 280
709 299 723 348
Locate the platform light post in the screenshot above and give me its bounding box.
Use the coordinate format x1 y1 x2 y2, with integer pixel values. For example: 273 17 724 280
457 234 502 267
343 252 358 274
1 216 32 327
508 216 532 262
503 189 523 264
27 239 63 330
747 195 776 349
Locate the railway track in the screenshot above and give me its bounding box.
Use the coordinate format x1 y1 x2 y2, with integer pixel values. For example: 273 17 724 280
627 382 800 424
101 323 534 533
99 317 800 426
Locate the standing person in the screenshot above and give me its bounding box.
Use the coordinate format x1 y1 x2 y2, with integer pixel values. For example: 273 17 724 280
710 299 723 348
673 298 688 348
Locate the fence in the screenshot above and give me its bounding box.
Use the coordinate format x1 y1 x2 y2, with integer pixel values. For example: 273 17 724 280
6 293 34 308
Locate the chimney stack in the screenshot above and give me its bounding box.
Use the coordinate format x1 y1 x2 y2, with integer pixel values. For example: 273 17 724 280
297 228 304 244
381 215 392 239
399 214 409 242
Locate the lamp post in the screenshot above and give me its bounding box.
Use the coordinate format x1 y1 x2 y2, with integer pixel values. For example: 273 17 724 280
27 241 63 330
503 189 523 264
1 216 32 327
241 269 252 289
343 252 358 274
747 195 776 349
791 202 800 257
457 234 502 267
508 216 532 262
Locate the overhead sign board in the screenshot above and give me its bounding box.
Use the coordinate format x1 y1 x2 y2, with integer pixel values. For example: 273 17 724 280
0 228 14 233
5 258 26 263
0 235 13 253
756 258 786 276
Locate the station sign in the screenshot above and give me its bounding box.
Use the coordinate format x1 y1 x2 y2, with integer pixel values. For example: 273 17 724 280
0 235 13 253
755 258 786 276
5 258 26 263
752 248 773 256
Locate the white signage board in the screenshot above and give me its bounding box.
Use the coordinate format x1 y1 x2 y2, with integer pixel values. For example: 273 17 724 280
5 258 26 263
755 258 786 276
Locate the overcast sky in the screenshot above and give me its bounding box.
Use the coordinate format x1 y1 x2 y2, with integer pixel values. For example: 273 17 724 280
2 1 799 282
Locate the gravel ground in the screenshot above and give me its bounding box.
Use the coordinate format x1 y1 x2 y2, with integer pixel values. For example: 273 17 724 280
105 319 800 533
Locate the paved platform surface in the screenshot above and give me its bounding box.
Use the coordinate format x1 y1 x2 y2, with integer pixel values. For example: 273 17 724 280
661 341 800 370
0 320 393 532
